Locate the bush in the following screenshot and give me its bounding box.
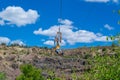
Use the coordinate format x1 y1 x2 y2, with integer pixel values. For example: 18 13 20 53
0 72 6 80
16 64 61 80
81 52 120 80
102 48 106 52
47 70 61 80
16 64 45 80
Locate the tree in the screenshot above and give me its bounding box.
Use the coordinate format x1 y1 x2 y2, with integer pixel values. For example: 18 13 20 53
106 10 120 46
107 33 120 46
16 64 45 80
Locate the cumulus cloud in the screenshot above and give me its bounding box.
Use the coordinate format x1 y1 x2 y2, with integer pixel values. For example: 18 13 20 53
34 19 109 45
10 40 25 46
0 20 5 25
113 0 119 3
60 40 66 46
85 0 109 3
0 37 10 44
0 6 39 26
58 19 73 25
84 0 119 3
104 24 114 30
43 40 66 46
44 40 54 46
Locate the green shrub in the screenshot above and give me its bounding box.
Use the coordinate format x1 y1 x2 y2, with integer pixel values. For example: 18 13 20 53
16 64 61 80
0 72 6 80
102 48 106 52
107 33 120 46
81 52 120 80
47 70 61 80
16 64 45 80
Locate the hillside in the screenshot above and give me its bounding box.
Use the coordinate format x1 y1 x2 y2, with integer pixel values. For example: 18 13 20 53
0 45 119 80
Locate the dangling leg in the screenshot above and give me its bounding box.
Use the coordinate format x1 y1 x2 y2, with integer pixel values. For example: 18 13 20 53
57 49 64 55
55 49 59 54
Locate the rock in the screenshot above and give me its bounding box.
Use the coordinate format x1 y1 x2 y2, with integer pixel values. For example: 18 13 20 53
98 49 102 53
6 55 15 61
0 56 2 60
42 72 49 77
11 63 18 69
81 60 86 65
45 57 57 64
31 47 39 53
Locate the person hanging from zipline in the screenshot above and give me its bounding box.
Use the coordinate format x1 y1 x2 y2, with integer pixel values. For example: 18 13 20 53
53 0 64 55
54 27 64 55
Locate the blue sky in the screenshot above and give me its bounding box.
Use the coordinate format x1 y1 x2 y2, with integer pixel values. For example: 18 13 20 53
0 0 120 48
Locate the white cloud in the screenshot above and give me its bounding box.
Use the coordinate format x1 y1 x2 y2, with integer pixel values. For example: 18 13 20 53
43 40 54 46
11 40 25 46
104 24 114 30
0 37 10 44
95 36 107 41
34 19 109 45
0 20 5 25
113 0 119 3
60 40 66 46
0 37 26 46
44 40 66 46
84 0 119 3
58 19 73 25
0 6 39 26
96 33 103 37
85 0 110 3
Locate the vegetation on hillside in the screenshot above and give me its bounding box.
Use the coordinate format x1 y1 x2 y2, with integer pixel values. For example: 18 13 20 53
16 64 61 80
0 72 6 80
80 34 120 80
16 64 45 80
80 50 120 80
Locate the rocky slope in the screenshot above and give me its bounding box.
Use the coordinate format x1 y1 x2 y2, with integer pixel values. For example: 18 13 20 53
0 45 114 80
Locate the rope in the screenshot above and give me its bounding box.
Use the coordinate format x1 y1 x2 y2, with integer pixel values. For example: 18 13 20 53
58 0 62 29
59 0 62 43
60 0 62 19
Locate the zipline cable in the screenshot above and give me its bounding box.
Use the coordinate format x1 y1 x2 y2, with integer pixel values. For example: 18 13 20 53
60 0 62 19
